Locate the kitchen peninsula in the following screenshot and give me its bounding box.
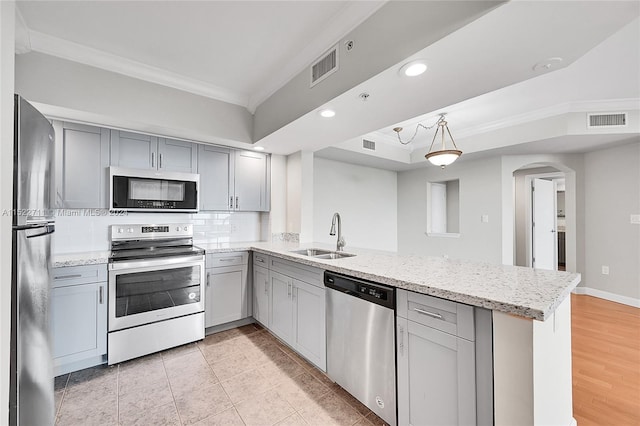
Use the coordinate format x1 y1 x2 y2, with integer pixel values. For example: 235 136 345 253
54 241 580 426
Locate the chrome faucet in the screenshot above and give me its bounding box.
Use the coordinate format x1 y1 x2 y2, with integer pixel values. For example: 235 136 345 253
329 212 346 251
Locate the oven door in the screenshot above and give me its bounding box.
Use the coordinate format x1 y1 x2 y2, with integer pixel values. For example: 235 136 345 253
108 255 205 332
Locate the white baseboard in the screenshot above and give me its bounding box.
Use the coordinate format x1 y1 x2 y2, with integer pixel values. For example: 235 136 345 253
570 416 577 426
572 287 640 308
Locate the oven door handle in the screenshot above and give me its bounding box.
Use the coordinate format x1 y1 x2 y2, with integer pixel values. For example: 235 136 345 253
109 254 205 271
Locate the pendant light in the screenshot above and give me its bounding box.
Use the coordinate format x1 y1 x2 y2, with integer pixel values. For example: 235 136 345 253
392 114 462 168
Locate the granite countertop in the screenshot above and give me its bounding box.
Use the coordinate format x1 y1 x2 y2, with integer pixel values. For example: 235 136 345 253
53 251 111 268
54 241 580 321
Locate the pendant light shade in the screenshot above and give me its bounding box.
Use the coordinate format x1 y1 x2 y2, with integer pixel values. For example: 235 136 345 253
392 114 462 168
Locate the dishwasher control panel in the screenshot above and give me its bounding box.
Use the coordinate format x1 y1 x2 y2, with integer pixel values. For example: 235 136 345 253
325 271 395 309
359 284 388 300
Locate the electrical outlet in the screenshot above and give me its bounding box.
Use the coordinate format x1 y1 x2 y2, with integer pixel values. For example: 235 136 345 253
602 266 610 275
481 215 489 223
631 214 640 224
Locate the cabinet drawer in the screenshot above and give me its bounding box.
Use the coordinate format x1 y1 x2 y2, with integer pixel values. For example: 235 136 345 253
206 252 248 268
269 257 323 288
52 264 107 288
397 289 474 341
253 252 270 268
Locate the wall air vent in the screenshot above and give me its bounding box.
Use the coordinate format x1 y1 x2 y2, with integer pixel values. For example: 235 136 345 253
310 44 339 88
587 112 627 128
362 139 376 151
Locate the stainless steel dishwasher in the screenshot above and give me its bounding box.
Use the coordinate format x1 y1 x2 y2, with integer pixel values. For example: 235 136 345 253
325 271 396 426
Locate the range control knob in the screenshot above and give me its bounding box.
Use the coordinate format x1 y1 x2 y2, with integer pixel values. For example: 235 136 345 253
127 228 133 233
183 226 188 231
176 226 180 232
117 228 124 233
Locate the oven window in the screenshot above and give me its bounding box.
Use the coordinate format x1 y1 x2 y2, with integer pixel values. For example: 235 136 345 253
115 265 201 317
129 178 185 201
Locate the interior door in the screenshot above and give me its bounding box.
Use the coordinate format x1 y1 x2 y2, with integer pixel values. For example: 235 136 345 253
532 178 557 270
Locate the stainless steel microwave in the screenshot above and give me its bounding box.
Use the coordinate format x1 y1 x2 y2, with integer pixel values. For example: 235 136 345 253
109 167 199 212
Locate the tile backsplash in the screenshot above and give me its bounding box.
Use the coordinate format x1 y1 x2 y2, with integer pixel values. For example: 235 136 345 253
53 210 263 253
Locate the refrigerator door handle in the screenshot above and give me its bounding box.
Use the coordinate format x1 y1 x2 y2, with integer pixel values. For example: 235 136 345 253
25 225 55 239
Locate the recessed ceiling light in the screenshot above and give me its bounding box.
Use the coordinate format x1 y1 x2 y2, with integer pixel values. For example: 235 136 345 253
533 57 563 72
253 146 264 151
319 109 336 118
399 60 428 77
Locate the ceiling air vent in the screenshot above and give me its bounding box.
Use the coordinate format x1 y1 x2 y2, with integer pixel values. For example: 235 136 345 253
362 139 376 151
587 112 627 128
310 44 339 88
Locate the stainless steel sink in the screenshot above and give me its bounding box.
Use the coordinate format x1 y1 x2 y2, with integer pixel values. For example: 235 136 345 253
290 248 333 256
290 248 356 260
313 252 356 260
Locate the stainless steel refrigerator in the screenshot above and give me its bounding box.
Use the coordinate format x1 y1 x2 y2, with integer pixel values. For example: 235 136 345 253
10 95 56 426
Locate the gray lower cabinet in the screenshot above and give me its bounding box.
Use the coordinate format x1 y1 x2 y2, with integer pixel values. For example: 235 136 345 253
51 265 107 376
52 121 110 208
110 130 197 173
267 258 326 371
396 289 478 426
205 252 249 328
252 255 270 327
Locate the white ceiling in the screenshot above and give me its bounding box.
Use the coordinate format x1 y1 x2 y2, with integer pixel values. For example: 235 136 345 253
16 0 386 111
15 1 640 166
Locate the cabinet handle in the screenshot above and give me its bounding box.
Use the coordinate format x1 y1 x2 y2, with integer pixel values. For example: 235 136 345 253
292 287 296 300
287 282 291 298
414 307 443 319
220 257 239 262
54 274 82 280
99 286 104 304
159 153 163 169
206 272 210 287
264 280 268 294
230 196 234 209
236 196 239 210
151 152 155 168
398 324 404 356
256 258 264 263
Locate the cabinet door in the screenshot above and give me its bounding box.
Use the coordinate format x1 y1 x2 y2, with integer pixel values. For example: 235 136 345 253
51 282 107 375
158 138 198 173
397 318 476 426
53 121 109 208
253 265 269 327
110 130 158 170
269 271 293 344
234 151 268 212
205 265 248 328
293 279 326 371
198 145 233 211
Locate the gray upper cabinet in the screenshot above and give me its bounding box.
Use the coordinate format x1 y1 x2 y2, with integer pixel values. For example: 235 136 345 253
110 131 197 173
53 121 110 208
234 151 269 212
198 145 233 210
157 138 198 173
198 147 270 212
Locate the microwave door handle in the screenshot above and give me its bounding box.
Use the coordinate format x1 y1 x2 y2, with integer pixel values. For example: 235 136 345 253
159 153 163 169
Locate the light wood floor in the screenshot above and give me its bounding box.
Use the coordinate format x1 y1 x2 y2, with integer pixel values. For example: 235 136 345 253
572 294 640 425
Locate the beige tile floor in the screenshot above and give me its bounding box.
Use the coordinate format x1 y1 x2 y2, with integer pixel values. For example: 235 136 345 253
54 324 389 426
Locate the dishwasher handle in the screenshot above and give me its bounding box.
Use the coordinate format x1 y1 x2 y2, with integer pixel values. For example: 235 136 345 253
324 271 395 310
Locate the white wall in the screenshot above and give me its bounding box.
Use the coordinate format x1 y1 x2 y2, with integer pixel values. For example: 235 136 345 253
0 3 15 422
584 142 640 302
313 157 397 251
53 211 262 254
398 157 502 263
15 52 253 147
286 151 314 242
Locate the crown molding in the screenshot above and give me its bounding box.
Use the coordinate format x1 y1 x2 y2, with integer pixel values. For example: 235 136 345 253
26 30 250 108
246 0 388 113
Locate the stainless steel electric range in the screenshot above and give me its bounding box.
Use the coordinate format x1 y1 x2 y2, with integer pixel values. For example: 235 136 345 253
107 223 205 364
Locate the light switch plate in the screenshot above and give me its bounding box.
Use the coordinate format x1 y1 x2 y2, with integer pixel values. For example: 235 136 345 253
481 215 489 223
602 266 610 275
631 214 640 224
